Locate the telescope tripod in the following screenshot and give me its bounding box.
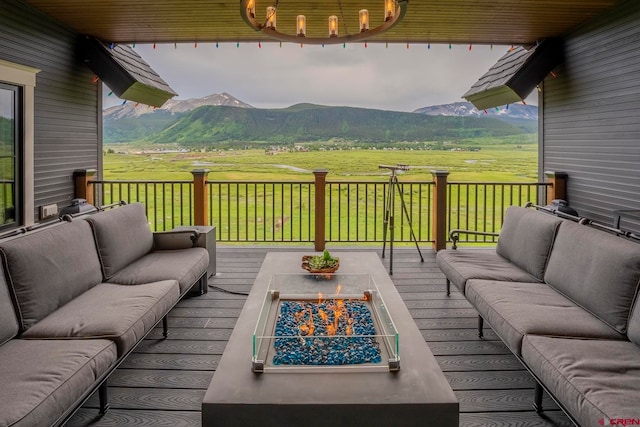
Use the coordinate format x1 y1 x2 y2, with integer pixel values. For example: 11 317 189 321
381 168 424 275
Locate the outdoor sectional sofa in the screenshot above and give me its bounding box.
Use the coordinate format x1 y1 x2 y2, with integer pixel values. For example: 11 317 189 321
436 205 640 426
0 202 209 426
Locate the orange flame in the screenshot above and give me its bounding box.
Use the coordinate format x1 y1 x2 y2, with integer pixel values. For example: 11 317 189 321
292 283 356 337
298 308 316 336
306 308 315 335
326 324 336 336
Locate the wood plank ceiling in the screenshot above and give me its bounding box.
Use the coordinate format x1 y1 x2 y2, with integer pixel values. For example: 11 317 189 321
23 0 619 46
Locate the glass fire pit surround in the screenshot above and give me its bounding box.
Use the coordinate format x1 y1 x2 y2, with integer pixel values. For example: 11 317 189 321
252 273 400 373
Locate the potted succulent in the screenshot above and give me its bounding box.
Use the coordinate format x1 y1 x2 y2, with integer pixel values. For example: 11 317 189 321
301 249 340 274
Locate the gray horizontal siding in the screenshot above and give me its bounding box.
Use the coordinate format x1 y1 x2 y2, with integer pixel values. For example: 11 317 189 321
0 0 99 221
542 0 640 232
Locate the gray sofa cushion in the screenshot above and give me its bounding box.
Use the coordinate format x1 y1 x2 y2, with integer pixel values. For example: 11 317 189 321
87 203 154 280
0 338 116 427
0 220 103 331
22 280 180 356
466 279 624 355
545 220 640 334
435 249 539 295
627 298 640 346
107 248 209 293
495 206 562 281
0 263 19 346
522 335 640 426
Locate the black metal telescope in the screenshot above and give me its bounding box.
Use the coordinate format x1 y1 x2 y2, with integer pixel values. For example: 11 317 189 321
378 164 410 171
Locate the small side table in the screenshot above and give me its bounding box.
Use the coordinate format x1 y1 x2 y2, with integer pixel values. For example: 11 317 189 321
173 225 216 278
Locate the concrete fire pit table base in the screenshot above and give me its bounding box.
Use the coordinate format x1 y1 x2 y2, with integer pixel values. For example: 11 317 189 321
202 252 459 427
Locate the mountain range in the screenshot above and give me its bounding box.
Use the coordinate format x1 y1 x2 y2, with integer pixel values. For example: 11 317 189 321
414 102 538 133
103 93 253 120
103 93 538 145
414 102 537 120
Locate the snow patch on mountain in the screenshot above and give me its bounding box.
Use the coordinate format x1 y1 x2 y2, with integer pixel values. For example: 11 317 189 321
413 101 537 120
104 92 253 120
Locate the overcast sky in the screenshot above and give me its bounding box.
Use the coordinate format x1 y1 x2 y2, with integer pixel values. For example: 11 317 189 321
103 42 537 112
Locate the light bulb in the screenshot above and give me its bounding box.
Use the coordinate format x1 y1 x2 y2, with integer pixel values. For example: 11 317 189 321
266 6 277 29
297 15 306 37
384 0 395 21
359 9 369 32
328 15 338 37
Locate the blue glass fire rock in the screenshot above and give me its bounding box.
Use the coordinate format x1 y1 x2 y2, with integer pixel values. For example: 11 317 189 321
272 300 382 366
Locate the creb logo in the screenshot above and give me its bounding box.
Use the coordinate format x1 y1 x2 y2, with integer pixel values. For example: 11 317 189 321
600 419 640 426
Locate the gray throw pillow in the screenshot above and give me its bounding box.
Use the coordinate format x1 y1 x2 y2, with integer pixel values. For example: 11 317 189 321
86 203 154 279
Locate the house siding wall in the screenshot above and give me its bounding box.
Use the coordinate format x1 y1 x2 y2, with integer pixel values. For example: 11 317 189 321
543 0 640 230
0 0 99 222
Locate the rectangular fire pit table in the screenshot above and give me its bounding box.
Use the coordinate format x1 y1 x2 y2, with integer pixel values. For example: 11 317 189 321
202 252 459 427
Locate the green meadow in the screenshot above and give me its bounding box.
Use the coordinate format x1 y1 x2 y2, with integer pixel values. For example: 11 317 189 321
102 135 540 241
104 134 538 182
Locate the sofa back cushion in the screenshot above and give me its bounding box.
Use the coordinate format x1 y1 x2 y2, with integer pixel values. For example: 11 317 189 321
86 203 153 279
628 298 640 345
0 262 19 345
496 206 563 281
0 221 103 331
545 220 640 334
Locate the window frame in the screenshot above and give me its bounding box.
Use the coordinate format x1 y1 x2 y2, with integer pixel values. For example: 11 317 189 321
0 59 39 227
0 82 22 230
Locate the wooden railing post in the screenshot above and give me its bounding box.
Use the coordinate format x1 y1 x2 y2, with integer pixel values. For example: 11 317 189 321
545 171 569 204
192 169 209 226
431 170 450 252
313 169 328 251
73 169 96 204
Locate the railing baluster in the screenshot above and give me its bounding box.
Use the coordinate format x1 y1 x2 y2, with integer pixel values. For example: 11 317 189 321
308 182 312 242
346 183 350 241
280 183 284 242
163 182 168 230
427 184 432 241
417 183 422 241
269 183 274 241
235 183 239 241
337 183 342 242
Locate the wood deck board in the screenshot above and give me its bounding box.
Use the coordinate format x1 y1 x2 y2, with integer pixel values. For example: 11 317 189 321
428 340 511 356
444 371 538 390
67 409 200 426
108 369 214 389
71 247 571 426
456 389 560 412
459 411 574 427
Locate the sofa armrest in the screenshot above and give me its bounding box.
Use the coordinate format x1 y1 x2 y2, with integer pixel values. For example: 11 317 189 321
449 229 499 250
153 230 199 250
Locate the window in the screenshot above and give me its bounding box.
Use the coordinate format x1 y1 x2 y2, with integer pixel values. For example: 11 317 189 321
0 83 20 229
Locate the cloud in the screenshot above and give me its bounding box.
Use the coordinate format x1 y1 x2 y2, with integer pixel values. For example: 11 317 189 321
104 42 534 112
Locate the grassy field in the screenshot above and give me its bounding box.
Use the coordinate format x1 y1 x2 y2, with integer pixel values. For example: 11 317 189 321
102 136 540 241
104 134 538 182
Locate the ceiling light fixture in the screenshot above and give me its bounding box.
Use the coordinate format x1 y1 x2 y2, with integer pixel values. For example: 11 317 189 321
240 0 407 45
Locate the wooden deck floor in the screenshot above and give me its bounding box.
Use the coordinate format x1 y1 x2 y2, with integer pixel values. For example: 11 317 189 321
69 247 572 426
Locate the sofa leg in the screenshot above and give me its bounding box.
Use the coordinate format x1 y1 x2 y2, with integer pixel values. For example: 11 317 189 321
163 316 169 338
477 315 484 338
533 382 544 413
200 275 208 295
98 382 110 415
446 279 450 296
